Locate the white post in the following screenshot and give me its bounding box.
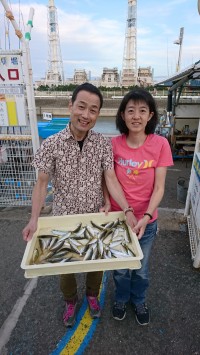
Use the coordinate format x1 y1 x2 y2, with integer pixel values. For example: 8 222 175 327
1 0 21 30
193 0 200 267
24 8 40 153
193 247 200 268
185 120 200 216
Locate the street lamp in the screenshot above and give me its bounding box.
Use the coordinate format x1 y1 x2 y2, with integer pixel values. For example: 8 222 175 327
173 27 184 72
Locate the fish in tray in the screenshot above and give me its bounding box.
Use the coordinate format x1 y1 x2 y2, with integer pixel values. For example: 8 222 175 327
31 219 136 265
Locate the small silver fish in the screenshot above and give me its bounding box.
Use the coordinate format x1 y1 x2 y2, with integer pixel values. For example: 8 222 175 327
102 250 110 259
49 237 59 250
111 229 120 240
46 257 66 263
74 228 86 237
38 250 55 263
120 222 131 243
32 248 39 263
69 240 82 255
83 246 93 260
90 221 104 231
111 236 124 243
61 257 72 263
97 239 104 257
51 229 69 237
68 237 82 247
79 244 89 255
50 240 65 252
53 247 71 256
38 238 48 252
88 237 98 245
58 232 72 242
103 221 115 229
110 248 130 258
112 218 120 228
86 225 96 238
91 245 99 260
124 244 136 257
109 240 122 248
71 223 82 233
99 229 110 240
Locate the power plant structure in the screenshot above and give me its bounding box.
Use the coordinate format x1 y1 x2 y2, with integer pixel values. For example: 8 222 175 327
35 0 153 89
121 0 137 87
44 0 64 86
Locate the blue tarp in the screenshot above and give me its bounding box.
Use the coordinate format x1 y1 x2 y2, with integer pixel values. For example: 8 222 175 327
38 117 70 139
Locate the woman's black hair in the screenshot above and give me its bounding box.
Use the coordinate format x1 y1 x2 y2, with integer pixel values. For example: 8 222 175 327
116 88 158 135
71 82 103 109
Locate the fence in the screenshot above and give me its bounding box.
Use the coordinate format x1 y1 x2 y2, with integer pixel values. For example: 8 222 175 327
0 127 36 207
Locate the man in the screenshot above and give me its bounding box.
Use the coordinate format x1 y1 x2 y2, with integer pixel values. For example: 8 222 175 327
22 82 136 327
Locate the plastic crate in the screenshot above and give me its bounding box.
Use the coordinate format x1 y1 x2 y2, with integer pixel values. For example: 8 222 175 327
21 212 143 278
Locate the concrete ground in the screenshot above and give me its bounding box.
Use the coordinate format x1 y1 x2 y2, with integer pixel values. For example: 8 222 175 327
0 159 200 355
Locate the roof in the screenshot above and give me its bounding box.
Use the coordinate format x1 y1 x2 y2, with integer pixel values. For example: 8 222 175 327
156 60 200 87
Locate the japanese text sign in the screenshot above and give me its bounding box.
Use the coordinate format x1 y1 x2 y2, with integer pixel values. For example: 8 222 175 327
0 54 23 84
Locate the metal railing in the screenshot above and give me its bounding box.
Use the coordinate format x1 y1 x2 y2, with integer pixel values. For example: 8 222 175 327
34 90 200 98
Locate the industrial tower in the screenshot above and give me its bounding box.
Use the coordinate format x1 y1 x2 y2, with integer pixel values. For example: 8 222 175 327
45 0 64 85
121 0 137 87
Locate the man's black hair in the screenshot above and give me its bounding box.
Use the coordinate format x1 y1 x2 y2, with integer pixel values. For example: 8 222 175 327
71 82 103 109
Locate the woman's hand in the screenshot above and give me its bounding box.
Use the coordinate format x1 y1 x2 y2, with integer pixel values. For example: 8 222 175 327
133 215 150 239
99 202 111 215
125 211 138 230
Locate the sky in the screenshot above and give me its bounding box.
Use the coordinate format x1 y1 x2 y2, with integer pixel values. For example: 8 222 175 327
1 0 200 82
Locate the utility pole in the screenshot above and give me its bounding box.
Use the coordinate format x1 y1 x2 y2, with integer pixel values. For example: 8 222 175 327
198 0 200 14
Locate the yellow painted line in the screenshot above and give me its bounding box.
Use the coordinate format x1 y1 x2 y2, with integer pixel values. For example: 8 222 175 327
60 278 105 355
51 273 108 355
60 308 92 355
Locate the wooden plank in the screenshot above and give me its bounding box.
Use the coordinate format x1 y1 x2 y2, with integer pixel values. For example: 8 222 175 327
174 135 196 138
175 140 196 145
183 146 195 152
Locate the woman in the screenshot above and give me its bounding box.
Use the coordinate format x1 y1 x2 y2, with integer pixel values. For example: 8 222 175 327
110 88 173 325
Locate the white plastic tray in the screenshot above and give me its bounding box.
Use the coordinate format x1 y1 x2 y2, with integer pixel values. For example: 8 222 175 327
21 212 143 278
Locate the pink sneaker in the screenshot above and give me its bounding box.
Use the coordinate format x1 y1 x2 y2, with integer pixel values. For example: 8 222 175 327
63 300 78 327
87 296 101 318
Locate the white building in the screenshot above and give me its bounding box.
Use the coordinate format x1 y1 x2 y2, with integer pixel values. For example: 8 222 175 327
73 69 88 85
137 67 154 87
101 67 120 87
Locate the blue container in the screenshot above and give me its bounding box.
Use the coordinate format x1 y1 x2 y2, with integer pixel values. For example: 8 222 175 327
37 117 70 139
51 117 70 124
